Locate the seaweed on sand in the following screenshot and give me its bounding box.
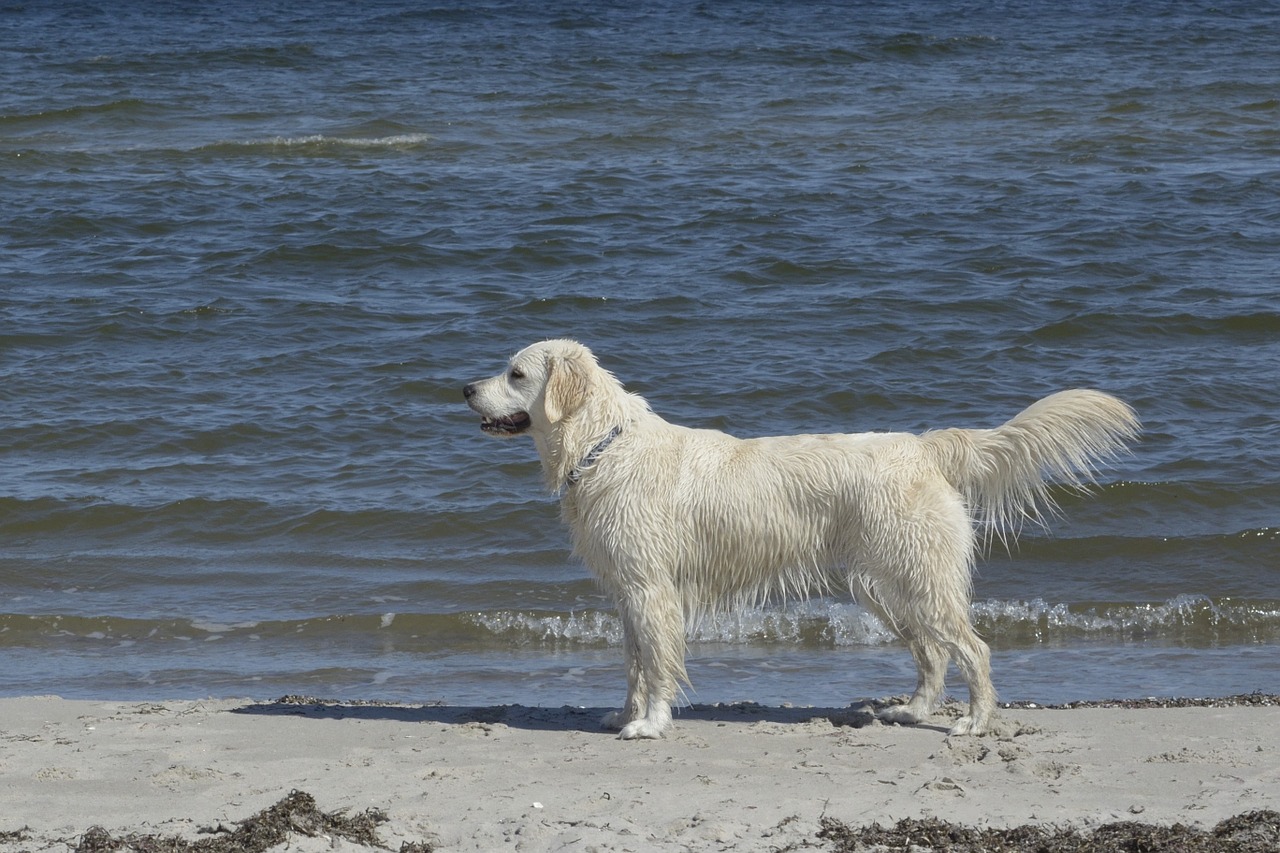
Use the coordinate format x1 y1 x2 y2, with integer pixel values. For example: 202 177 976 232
72 790 413 853
816 810 1280 853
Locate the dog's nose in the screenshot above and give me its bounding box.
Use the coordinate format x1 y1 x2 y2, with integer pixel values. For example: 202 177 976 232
463 383 476 400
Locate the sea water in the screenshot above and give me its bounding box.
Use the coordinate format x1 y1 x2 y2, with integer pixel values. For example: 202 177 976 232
2 0 1278 708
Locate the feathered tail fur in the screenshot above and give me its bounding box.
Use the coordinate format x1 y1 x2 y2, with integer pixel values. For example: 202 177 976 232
920 390 1140 537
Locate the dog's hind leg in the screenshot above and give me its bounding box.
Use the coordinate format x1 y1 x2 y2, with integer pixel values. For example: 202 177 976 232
859 486 998 735
881 633 951 726
892 596 996 735
875 590 995 734
939 621 996 735
854 578 950 726
895 575 997 735
874 612 994 735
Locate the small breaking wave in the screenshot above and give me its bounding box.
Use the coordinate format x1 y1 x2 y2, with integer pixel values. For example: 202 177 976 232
470 601 899 647
974 595 1280 647
468 595 1280 649
198 133 434 154
3 596 1276 654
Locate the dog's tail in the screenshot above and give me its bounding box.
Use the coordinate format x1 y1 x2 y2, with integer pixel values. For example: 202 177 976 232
920 390 1140 537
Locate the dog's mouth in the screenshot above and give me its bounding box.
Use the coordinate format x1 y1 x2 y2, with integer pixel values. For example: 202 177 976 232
480 412 532 435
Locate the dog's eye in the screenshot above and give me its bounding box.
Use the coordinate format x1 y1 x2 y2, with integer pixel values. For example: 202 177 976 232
509 368 525 380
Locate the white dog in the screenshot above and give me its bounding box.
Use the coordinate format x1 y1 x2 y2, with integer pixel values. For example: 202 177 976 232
464 339 1139 739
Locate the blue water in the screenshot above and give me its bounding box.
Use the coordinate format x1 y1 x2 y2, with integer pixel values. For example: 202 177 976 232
2 0 1278 709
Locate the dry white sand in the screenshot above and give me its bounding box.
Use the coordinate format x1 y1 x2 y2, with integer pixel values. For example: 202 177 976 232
1 695 1277 851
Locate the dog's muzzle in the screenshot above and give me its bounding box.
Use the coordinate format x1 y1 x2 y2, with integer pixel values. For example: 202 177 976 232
464 383 532 435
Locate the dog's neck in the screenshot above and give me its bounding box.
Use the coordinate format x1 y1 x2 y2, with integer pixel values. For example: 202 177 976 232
537 388 650 493
565 426 623 487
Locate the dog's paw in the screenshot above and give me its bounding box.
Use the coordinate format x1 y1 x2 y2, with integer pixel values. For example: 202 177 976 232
600 710 629 731
618 718 666 740
876 705 924 726
947 715 990 736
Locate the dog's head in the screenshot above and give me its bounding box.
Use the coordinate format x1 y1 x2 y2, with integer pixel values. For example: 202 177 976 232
463 339 596 437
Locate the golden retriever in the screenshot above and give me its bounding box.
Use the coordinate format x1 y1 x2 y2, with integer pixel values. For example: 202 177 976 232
464 339 1139 739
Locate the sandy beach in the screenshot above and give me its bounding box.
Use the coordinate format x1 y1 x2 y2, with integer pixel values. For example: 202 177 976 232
1 694 1277 851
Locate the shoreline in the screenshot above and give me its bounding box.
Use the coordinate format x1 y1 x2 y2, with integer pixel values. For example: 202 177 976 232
1 694 1277 852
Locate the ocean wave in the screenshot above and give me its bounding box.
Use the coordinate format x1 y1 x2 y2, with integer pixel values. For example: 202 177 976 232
1024 310 1280 344
974 595 1280 646
0 495 512 546
477 597 1280 649
197 134 434 154
60 44 319 74
3 596 1277 653
876 33 1000 58
2 131 434 160
413 597 1280 648
470 601 899 648
6 490 1272 556
0 613 413 649
0 98 161 127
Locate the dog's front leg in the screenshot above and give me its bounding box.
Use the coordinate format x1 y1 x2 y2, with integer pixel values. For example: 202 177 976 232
601 604 647 730
615 584 685 740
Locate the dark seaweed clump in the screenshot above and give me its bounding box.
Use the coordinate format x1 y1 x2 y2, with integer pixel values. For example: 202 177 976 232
71 790 427 853
817 810 1280 853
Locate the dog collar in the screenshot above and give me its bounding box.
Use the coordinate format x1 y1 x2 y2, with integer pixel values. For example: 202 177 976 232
566 426 623 487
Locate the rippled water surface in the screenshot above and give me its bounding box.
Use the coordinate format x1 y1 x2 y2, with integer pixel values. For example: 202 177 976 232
2 0 1278 707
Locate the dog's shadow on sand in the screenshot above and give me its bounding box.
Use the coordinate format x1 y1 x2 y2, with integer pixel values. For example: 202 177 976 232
230 696 953 734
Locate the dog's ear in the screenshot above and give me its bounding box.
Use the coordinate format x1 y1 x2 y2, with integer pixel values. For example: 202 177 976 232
543 349 591 424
